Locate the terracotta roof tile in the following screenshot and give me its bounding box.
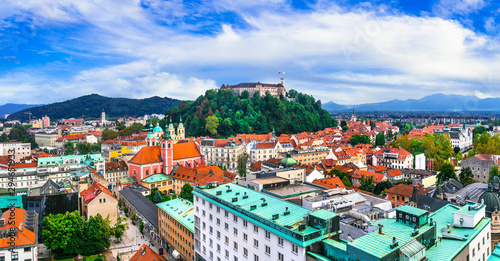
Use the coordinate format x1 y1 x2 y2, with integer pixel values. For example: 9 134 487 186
387 169 403 177
129 244 163 261
312 177 345 189
129 146 162 165
173 142 202 160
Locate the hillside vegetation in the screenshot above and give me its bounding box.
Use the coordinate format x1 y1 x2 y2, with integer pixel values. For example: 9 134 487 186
166 89 336 137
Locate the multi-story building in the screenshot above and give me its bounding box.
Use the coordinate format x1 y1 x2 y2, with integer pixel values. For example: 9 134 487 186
193 183 341 261
0 142 31 161
309 203 491 261
0 208 38 261
385 184 415 207
373 148 414 170
220 78 286 98
280 146 330 165
199 138 245 172
141 173 173 193
157 198 194 261
34 132 59 148
80 182 118 224
104 160 128 189
462 154 500 183
119 185 159 238
435 124 473 152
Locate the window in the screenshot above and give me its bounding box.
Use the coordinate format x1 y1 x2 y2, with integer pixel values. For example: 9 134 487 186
225 223 229 230
234 241 238 250
234 228 238 235
278 237 284 246
217 206 220 213
265 245 270 255
265 231 270 239
210 214 213 221
203 210 206 216
292 244 298 253
254 225 258 233
225 250 229 258
210 226 213 234
243 220 248 227
217 231 221 239
210 251 213 260
254 239 259 248
210 239 213 247
243 233 248 241
225 236 229 245
254 254 259 261
225 211 229 217
234 257 238 261
234 215 238 223
203 234 206 242
217 244 221 252
278 252 284 261
244 248 248 257
217 218 221 225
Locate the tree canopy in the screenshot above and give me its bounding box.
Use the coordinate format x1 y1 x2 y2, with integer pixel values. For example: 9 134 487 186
166 89 336 137
180 183 194 202
42 211 112 256
459 167 474 186
391 133 453 170
474 132 500 155
436 161 457 184
350 135 371 146
375 132 385 146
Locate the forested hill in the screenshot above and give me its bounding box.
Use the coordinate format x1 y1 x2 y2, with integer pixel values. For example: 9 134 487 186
8 94 181 121
166 89 337 137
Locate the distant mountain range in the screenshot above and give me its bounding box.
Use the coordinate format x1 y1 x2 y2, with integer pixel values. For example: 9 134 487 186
7 94 181 122
0 103 44 118
322 94 500 112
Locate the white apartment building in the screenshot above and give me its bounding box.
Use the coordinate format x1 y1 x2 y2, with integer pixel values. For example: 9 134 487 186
193 183 341 261
249 140 293 162
199 139 245 172
373 148 414 170
0 142 31 161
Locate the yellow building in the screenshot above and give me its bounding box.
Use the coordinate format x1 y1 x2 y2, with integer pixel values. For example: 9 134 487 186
280 146 330 165
107 146 134 161
141 174 173 193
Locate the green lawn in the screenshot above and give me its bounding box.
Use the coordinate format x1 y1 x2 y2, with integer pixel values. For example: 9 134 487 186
55 255 104 261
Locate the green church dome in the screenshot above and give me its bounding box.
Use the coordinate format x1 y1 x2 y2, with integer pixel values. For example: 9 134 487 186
153 122 163 133
279 152 297 168
479 184 500 217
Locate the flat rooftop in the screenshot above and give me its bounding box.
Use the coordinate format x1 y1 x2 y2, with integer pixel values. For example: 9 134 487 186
250 177 288 185
264 183 320 197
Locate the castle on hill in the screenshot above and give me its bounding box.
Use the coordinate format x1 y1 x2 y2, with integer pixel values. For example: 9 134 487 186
220 78 286 98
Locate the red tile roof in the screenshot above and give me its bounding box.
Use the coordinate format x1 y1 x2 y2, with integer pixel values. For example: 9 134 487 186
352 169 386 183
255 142 276 149
0 208 36 248
385 184 413 197
312 177 345 189
369 165 387 172
129 146 162 165
193 175 233 186
387 169 404 177
173 142 202 160
80 182 116 204
129 244 163 261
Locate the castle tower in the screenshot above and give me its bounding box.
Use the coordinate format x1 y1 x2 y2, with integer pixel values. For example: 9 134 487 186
168 118 175 141
177 117 185 140
161 134 174 174
146 124 157 146
351 107 357 122
101 110 106 126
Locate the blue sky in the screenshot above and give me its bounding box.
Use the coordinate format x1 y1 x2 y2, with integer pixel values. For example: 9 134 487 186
0 0 499 105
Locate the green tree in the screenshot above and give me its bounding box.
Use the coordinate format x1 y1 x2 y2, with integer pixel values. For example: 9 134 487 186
41 211 85 255
205 115 219 136
240 90 250 99
0 133 8 142
436 161 457 184
374 180 393 195
489 165 499 183
473 126 488 139
453 146 460 154
180 183 194 202
237 154 249 177
64 142 75 155
139 219 144 233
118 197 122 208
459 167 474 186
341 176 352 187
375 132 386 146
350 135 370 146
359 175 375 193
81 214 111 255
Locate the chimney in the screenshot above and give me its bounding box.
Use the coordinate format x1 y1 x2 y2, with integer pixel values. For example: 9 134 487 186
378 224 383 234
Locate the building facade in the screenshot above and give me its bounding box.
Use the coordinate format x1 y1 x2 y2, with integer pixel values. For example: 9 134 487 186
157 198 194 261
193 183 340 261
0 208 38 261
373 148 414 170
462 154 499 183
0 142 31 161
80 182 118 224
220 79 286 98
199 138 245 172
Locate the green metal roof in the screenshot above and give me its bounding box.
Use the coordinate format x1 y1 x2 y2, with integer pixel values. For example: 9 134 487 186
157 198 194 233
348 217 434 258
425 204 491 261
400 239 425 257
38 154 103 166
398 205 428 216
195 183 339 247
141 174 171 183
310 209 338 220
119 176 138 185
0 196 23 210
455 201 486 215
489 245 500 261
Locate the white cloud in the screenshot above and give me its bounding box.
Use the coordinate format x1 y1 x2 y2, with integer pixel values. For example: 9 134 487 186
1 0 500 105
432 0 487 18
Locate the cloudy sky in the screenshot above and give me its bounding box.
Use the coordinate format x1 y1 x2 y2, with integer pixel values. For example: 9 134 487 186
0 0 499 105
